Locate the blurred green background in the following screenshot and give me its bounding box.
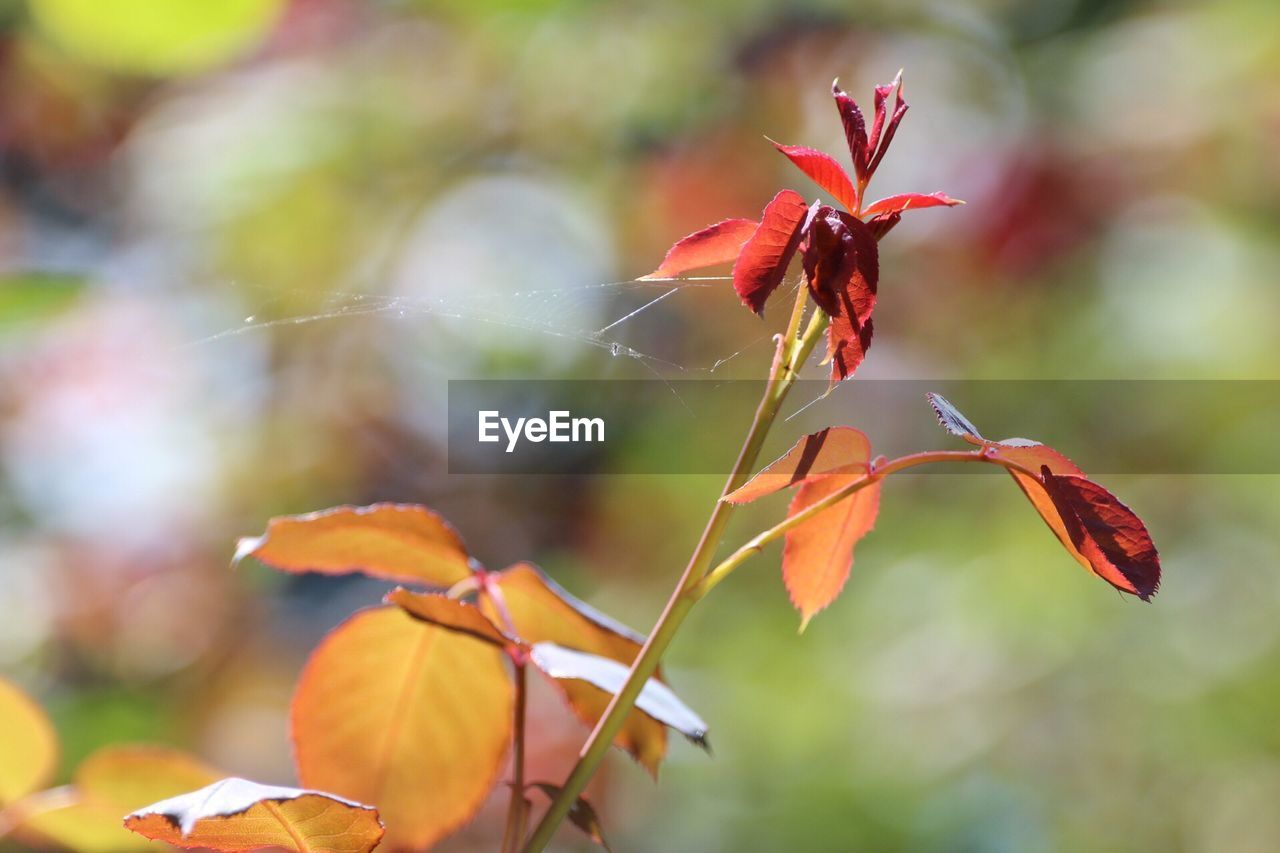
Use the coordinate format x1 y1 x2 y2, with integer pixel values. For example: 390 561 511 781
2 0 1279 850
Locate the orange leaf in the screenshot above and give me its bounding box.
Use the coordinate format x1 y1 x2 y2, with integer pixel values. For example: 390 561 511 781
16 745 220 853
386 587 514 647
724 427 872 504
0 678 57 808
641 218 759 279
291 606 512 849
484 563 668 775
124 777 383 853
234 503 473 588
783 473 880 630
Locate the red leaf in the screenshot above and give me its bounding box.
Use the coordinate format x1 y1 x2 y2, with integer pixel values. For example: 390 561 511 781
724 427 872 504
732 190 809 314
867 71 902 157
784 472 880 630
771 142 858 212
1040 469 1162 600
641 218 759 279
832 79 869 179
802 209 878 383
866 75 908 177
866 212 901 240
924 394 1159 599
861 192 963 218
803 207 878 318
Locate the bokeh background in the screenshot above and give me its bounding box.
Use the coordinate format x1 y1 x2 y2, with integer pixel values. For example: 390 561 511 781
3 0 1280 850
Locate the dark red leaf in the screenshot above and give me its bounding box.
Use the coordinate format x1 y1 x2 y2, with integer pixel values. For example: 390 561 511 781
832 80 870 179
771 142 858 212
642 218 760 279
866 76 908 177
867 71 902 156
1040 468 1162 600
861 192 963 218
802 209 878 383
731 190 809 314
803 206 878 318
866 212 901 240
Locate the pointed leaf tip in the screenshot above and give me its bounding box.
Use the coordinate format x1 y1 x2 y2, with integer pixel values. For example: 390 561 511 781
644 218 760 279
529 643 710 750
1039 468 1161 600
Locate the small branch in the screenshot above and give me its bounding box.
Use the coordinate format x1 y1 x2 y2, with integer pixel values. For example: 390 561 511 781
501 661 530 853
693 447 1046 598
486 581 531 853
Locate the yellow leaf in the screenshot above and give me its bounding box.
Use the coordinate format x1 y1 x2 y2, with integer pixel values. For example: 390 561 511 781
235 503 474 588
125 777 383 852
0 677 58 807
485 563 668 775
291 606 512 849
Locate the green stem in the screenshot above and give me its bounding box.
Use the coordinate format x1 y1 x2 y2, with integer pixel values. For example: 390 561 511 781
521 288 825 852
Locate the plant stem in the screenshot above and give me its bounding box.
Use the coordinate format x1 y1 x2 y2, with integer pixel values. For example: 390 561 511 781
521 286 824 852
487 580 531 853
501 661 530 853
693 448 1021 598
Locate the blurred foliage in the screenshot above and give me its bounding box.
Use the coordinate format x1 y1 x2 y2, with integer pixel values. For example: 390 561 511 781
1 0 1279 850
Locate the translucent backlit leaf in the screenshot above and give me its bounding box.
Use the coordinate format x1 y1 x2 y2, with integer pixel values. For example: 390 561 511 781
529 644 708 749
641 219 759 279
861 192 962 218
924 394 1159 598
771 143 858 212
484 563 668 774
1040 469 1162 600
235 503 473 588
386 587 513 647
783 470 880 630
29 0 286 76
732 190 809 315
16 746 220 853
291 606 511 850
0 678 57 807
124 777 383 853
724 427 872 504
831 80 870 178
529 783 611 851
